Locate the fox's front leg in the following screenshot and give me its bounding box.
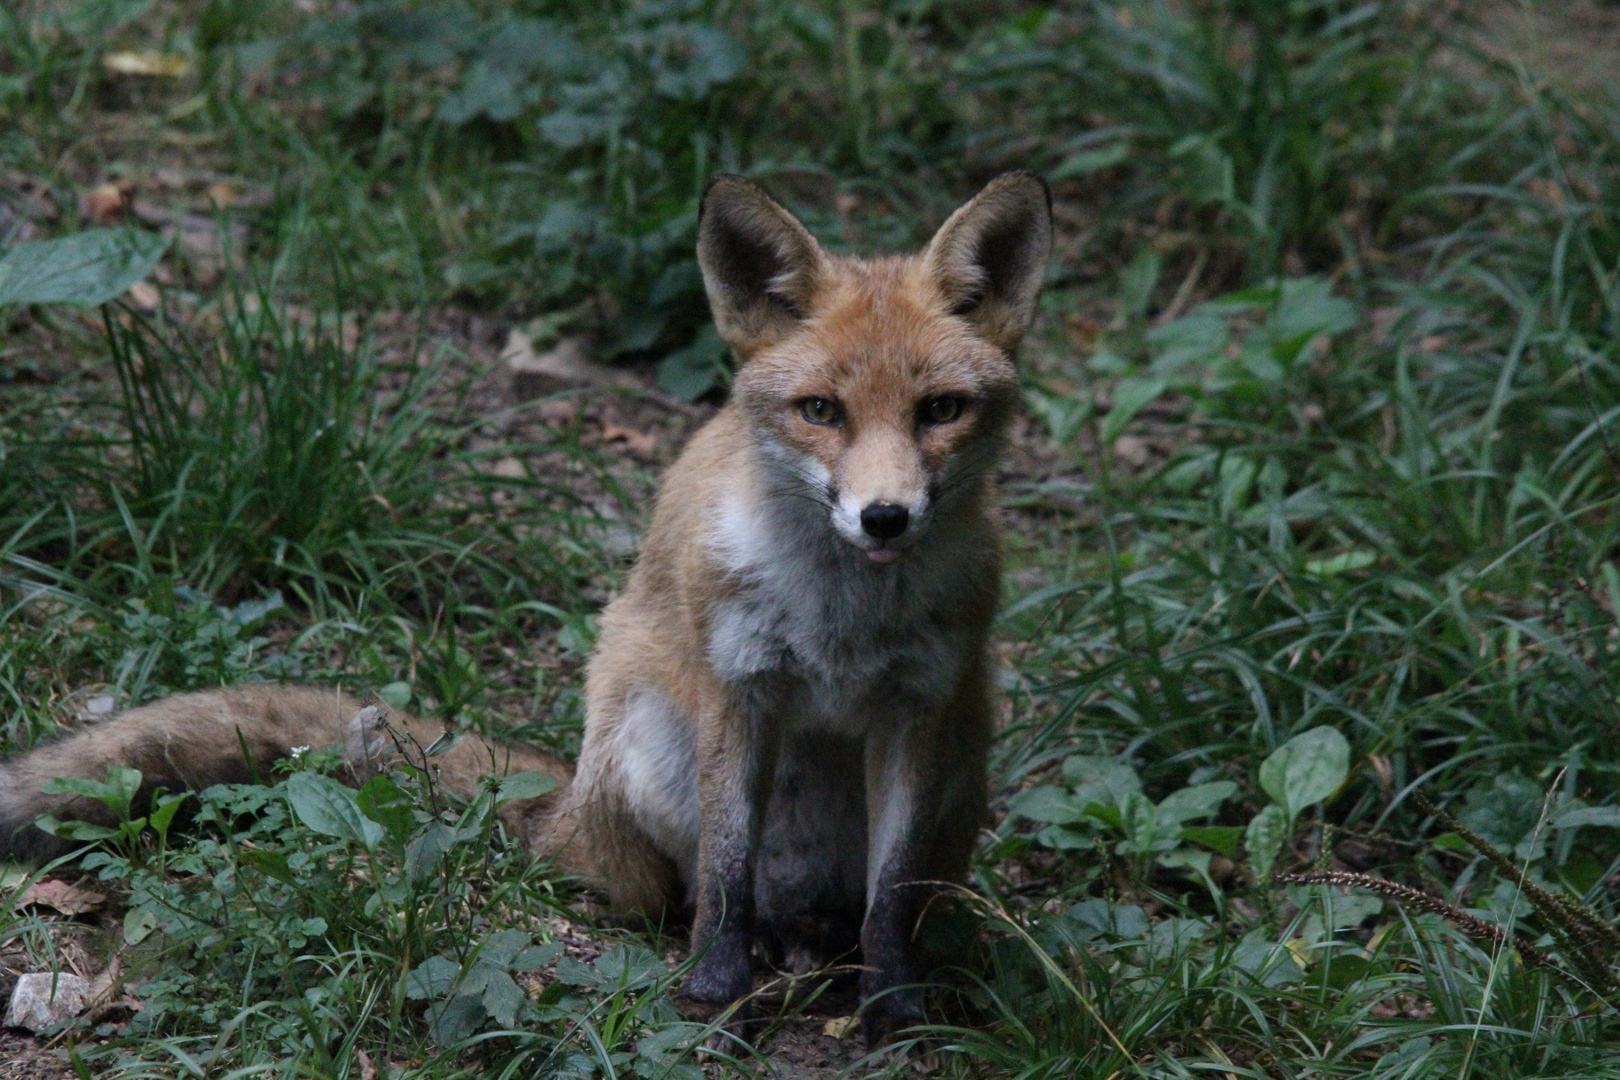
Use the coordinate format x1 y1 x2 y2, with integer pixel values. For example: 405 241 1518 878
680 691 780 1011
859 683 989 1048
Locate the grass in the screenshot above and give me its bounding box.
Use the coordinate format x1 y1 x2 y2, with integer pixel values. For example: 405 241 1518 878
5 0 1620 1076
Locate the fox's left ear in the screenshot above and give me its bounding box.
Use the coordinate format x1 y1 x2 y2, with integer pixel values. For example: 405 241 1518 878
923 171 1053 351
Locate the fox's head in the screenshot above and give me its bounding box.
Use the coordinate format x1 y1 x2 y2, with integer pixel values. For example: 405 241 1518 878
696 172 1052 563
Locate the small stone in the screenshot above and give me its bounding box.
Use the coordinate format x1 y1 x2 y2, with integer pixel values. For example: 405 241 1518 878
504 331 615 399
4 972 91 1032
83 182 131 225
85 695 116 718
127 281 160 312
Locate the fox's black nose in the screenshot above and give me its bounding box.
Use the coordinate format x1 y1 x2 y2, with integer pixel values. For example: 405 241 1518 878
860 502 909 540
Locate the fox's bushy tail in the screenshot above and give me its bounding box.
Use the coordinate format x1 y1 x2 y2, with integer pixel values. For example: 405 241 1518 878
0 684 574 861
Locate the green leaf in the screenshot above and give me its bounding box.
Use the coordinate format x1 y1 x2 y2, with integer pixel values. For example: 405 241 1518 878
1245 804 1290 879
1119 248 1162 321
405 822 457 882
237 848 295 884
426 994 485 1046
1259 727 1350 819
1061 755 1143 808
148 792 188 839
123 904 161 945
44 767 143 818
34 814 119 842
376 682 412 709
1146 311 1228 373
356 775 416 844
1101 376 1167 443
1182 825 1244 858
1051 142 1130 179
496 770 559 803
512 942 564 972
657 323 730 401
286 772 385 849
1007 785 1086 825
0 229 169 307
481 969 526 1029
1156 781 1237 825
1271 277 1356 340
1168 134 1234 204
1553 805 1620 829
405 955 463 1000
1304 550 1377 576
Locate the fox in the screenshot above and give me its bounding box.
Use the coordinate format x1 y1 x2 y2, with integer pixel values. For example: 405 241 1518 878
0 170 1052 1046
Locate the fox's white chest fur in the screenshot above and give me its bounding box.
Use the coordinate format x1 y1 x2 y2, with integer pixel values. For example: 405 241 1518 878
705 456 986 734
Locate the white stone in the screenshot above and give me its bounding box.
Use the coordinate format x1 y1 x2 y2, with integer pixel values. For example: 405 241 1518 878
5 972 91 1031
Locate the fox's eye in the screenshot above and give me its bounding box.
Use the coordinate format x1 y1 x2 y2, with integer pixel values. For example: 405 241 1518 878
921 396 964 425
799 397 844 426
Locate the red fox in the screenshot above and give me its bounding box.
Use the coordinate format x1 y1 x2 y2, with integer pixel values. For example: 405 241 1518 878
0 171 1051 1045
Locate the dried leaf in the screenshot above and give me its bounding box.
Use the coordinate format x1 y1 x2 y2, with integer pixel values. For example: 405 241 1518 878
103 51 193 78
822 1014 859 1039
127 281 160 312
15 879 107 915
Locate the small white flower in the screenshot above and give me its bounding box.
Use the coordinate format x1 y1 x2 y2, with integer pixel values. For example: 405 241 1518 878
289 745 310 761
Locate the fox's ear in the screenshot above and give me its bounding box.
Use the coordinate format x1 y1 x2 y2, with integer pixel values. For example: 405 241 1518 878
697 175 828 357
923 171 1053 351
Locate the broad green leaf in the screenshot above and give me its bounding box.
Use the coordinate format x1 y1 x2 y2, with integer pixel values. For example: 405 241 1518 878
1271 277 1356 340
1182 825 1244 858
286 772 385 849
357 775 416 844
496 770 559 803
657 323 730 401
1007 785 1086 825
1065 898 1149 940
1259 727 1350 819
1245 803 1290 879
426 994 486 1046
33 814 119 841
1554 805 1620 829
1062 755 1142 808
1101 375 1167 443
481 968 526 1029
1146 311 1228 374
0 228 168 307
237 848 294 884
1157 848 1219 897
1082 801 1126 831
406 955 464 1000
1458 772 1544 848
1168 134 1234 204
148 792 189 837
44 766 143 817
1156 781 1237 825
405 822 457 882
124 904 161 945
1052 141 1130 179
477 929 535 968
512 942 564 972
376 681 412 709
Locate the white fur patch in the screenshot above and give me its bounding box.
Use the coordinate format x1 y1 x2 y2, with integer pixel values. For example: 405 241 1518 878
615 690 700 882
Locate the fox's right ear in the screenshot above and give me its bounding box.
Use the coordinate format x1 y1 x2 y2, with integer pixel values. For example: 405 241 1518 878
697 175 828 357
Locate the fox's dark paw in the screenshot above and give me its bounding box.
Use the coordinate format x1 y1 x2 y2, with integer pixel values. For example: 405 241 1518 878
673 985 755 1057
860 988 925 1051
679 947 753 1005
